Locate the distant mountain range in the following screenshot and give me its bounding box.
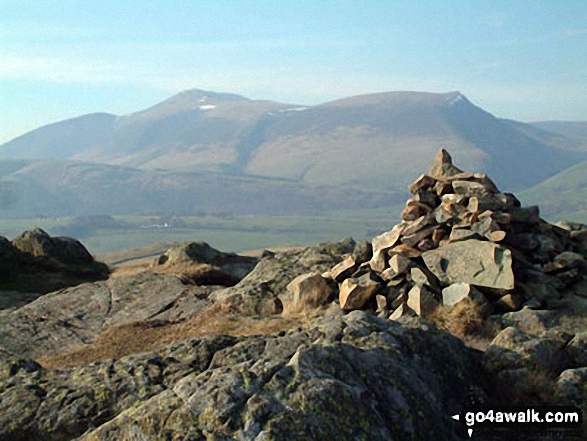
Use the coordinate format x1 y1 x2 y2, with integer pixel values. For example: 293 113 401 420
1 89 586 218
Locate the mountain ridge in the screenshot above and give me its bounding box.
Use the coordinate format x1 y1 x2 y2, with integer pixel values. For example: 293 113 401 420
1 89 586 217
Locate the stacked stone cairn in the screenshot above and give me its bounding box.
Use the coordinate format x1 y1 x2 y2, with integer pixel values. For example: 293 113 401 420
286 149 587 320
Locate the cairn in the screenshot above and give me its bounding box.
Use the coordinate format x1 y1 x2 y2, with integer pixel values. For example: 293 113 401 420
317 149 587 320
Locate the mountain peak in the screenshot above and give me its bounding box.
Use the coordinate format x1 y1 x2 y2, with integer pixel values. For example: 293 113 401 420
174 88 250 103
133 88 250 119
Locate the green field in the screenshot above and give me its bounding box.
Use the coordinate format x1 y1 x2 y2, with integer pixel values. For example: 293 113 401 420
0 206 403 257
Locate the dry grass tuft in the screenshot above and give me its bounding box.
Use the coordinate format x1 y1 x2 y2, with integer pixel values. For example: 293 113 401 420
37 304 303 370
429 298 500 350
491 368 559 407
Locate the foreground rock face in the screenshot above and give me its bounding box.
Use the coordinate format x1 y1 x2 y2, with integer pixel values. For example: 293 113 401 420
0 272 209 359
0 311 482 441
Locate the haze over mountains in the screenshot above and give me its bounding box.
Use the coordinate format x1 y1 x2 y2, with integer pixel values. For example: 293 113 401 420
1 89 586 218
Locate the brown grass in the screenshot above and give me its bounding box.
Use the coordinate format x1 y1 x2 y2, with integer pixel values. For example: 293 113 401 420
36 304 303 370
490 368 559 407
429 298 500 351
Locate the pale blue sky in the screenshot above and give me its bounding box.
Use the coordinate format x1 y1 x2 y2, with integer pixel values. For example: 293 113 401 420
1 0 586 143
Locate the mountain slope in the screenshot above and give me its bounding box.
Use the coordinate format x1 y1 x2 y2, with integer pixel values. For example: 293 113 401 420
1 89 585 200
519 159 587 221
243 91 586 190
529 121 587 151
0 159 397 217
0 113 117 159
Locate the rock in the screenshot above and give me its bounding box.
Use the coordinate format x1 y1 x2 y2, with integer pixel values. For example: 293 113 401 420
566 333 587 367
556 221 587 232
428 148 463 180
522 298 542 309
483 327 573 374
401 201 433 221
441 283 488 308
281 273 333 314
351 241 373 265
495 293 523 312
401 214 435 237
0 231 109 302
413 189 439 208
410 267 438 287
408 174 436 194
406 284 438 317
211 240 354 314
467 196 505 213
555 368 587 413
441 193 468 205
448 228 483 243
431 228 447 244
0 335 237 441
369 224 404 272
481 210 512 225
158 241 258 279
389 303 416 321
501 308 559 335
330 255 358 283
375 294 387 314
388 243 422 258
555 368 587 420
553 251 586 270
401 226 437 247
571 229 587 257
508 206 540 224
506 233 540 252
0 237 20 276
387 254 414 278
556 268 582 285
422 240 515 290
433 180 452 196
451 180 494 197
416 238 436 251
66 312 481 441
351 261 372 278
516 268 564 304
0 272 209 359
487 230 507 242
339 272 382 310
12 228 94 265
470 216 500 238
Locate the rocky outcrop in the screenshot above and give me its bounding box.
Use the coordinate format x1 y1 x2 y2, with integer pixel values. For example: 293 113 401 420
155 241 259 281
0 237 20 276
0 272 210 359
12 228 94 265
1 229 109 306
0 311 483 441
210 239 356 314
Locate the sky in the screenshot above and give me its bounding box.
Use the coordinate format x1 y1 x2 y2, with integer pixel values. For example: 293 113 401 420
0 0 586 144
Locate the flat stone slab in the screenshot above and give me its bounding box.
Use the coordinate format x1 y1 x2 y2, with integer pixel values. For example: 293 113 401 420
422 239 514 290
